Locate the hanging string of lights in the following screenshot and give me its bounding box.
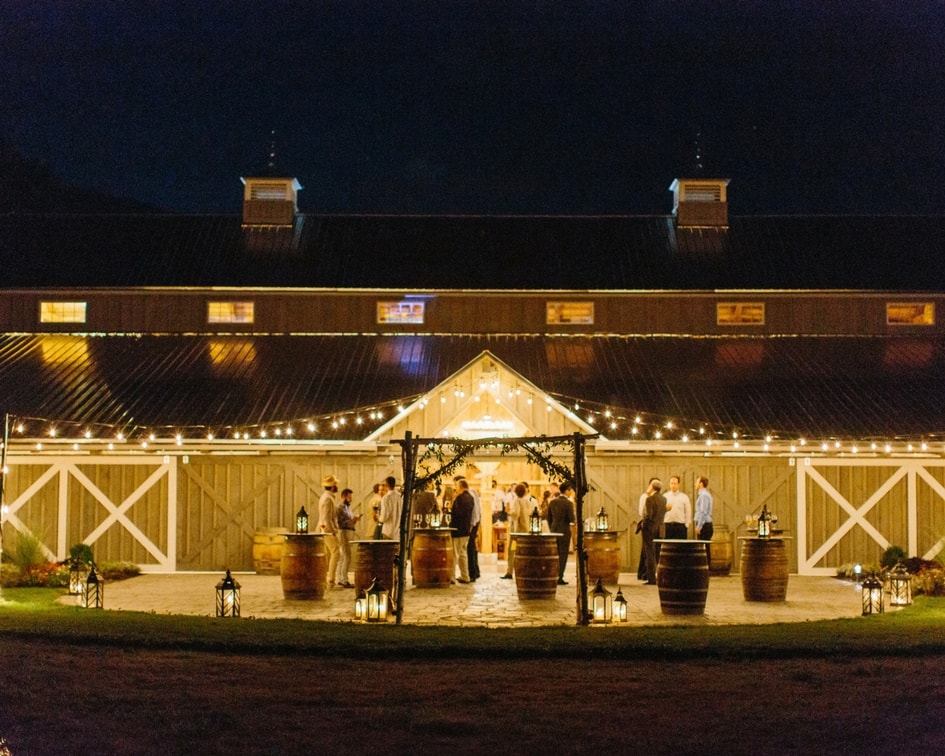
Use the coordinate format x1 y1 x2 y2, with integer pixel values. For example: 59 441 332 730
3 381 943 456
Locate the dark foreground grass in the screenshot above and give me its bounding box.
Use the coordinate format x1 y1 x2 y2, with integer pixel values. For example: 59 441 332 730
2 587 944 661
3 589 945 754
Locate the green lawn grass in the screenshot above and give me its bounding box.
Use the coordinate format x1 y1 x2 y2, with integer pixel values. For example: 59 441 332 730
2 587 944 660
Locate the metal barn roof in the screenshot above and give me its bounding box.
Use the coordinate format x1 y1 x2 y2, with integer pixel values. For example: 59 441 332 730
1 212 943 290
1 333 943 443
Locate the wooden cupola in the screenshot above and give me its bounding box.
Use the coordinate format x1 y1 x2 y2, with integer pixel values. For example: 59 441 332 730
240 176 303 227
669 178 730 227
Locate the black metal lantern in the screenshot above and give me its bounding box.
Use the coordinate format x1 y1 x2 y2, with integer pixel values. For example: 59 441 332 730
354 589 366 621
429 503 441 528
215 569 241 617
68 557 89 596
614 587 628 622
887 562 913 606
757 505 771 538
589 577 613 624
365 577 390 622
596 507 609 531
295 505 309 534
82 567 104 609
861 572 884 615
529 506 542 534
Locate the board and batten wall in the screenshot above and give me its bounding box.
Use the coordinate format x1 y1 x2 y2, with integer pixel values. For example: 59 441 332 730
3 451 944 574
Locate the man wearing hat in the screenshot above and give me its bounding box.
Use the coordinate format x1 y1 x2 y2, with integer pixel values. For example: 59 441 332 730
317 474 341 589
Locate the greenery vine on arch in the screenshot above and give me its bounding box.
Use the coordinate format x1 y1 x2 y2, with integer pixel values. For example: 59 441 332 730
407 435 587 495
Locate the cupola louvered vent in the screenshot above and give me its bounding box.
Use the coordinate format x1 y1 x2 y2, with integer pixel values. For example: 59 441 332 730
669 178 730 227
240 176 302 226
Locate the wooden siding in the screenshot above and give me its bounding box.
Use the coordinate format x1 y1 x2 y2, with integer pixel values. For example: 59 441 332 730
2 289 943 337
176 456 397 571
7 451 945 574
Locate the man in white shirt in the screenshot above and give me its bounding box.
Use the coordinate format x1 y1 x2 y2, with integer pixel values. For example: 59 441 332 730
378 475 403 541
663 475 692 539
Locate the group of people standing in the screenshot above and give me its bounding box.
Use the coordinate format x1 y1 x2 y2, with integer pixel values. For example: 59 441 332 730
495 480 577 585
637 474 714 584
368 474 482 585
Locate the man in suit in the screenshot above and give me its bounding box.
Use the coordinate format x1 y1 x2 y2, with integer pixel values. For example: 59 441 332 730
449 479 475 584
642 479 667 585
547 481 576 585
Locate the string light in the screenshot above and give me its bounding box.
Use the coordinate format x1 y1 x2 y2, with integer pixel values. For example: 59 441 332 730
5 388 945 458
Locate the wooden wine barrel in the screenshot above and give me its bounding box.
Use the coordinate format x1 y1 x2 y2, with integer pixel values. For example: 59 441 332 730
411 529 453 588
513 533 560 600
708 524 734 576
656 539 709 615
740 537 789 602
280 533 327 600
252 527 289 575
352 539 398 596
585 530 620 584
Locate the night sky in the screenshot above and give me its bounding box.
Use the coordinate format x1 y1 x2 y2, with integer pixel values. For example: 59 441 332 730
2 1 943 216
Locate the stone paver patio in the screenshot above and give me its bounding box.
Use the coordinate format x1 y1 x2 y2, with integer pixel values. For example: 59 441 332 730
93 554 867 626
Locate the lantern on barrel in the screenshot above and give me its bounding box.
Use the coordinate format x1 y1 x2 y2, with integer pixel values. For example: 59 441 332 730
68 557 89 595
887 562 913 606
529 506 542 534
613 587 628 622
215 569 241 618
757 505 771 538
861 572 884 615
365 577 390 622
82 566 104 609
429 503 442 528
589 577 613 624
295 506 309 534
595 507 609 531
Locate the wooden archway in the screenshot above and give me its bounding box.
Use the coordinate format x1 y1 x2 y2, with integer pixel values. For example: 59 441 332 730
394 431 596 625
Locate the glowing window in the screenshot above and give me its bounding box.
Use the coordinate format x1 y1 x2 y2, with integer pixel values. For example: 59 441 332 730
717 302 765 325
40 301 87 323
208 301 255 324
886 303 934 326
547 302 594 325
378 301 425 324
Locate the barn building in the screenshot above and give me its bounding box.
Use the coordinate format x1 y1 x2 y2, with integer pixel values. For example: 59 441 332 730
1 175 944 576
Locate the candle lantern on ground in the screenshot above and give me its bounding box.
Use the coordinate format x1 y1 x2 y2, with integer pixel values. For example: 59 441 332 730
82 567 104 609
295 506 309 534
589 577 613 624
354 589 366 621
215 569 241 617
614 587 628 622
365 577 390 622
595 507 609 531
887 562 913 606
68 557 89 595
529 506 542 534
757 505 771 538
861 572 884 615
